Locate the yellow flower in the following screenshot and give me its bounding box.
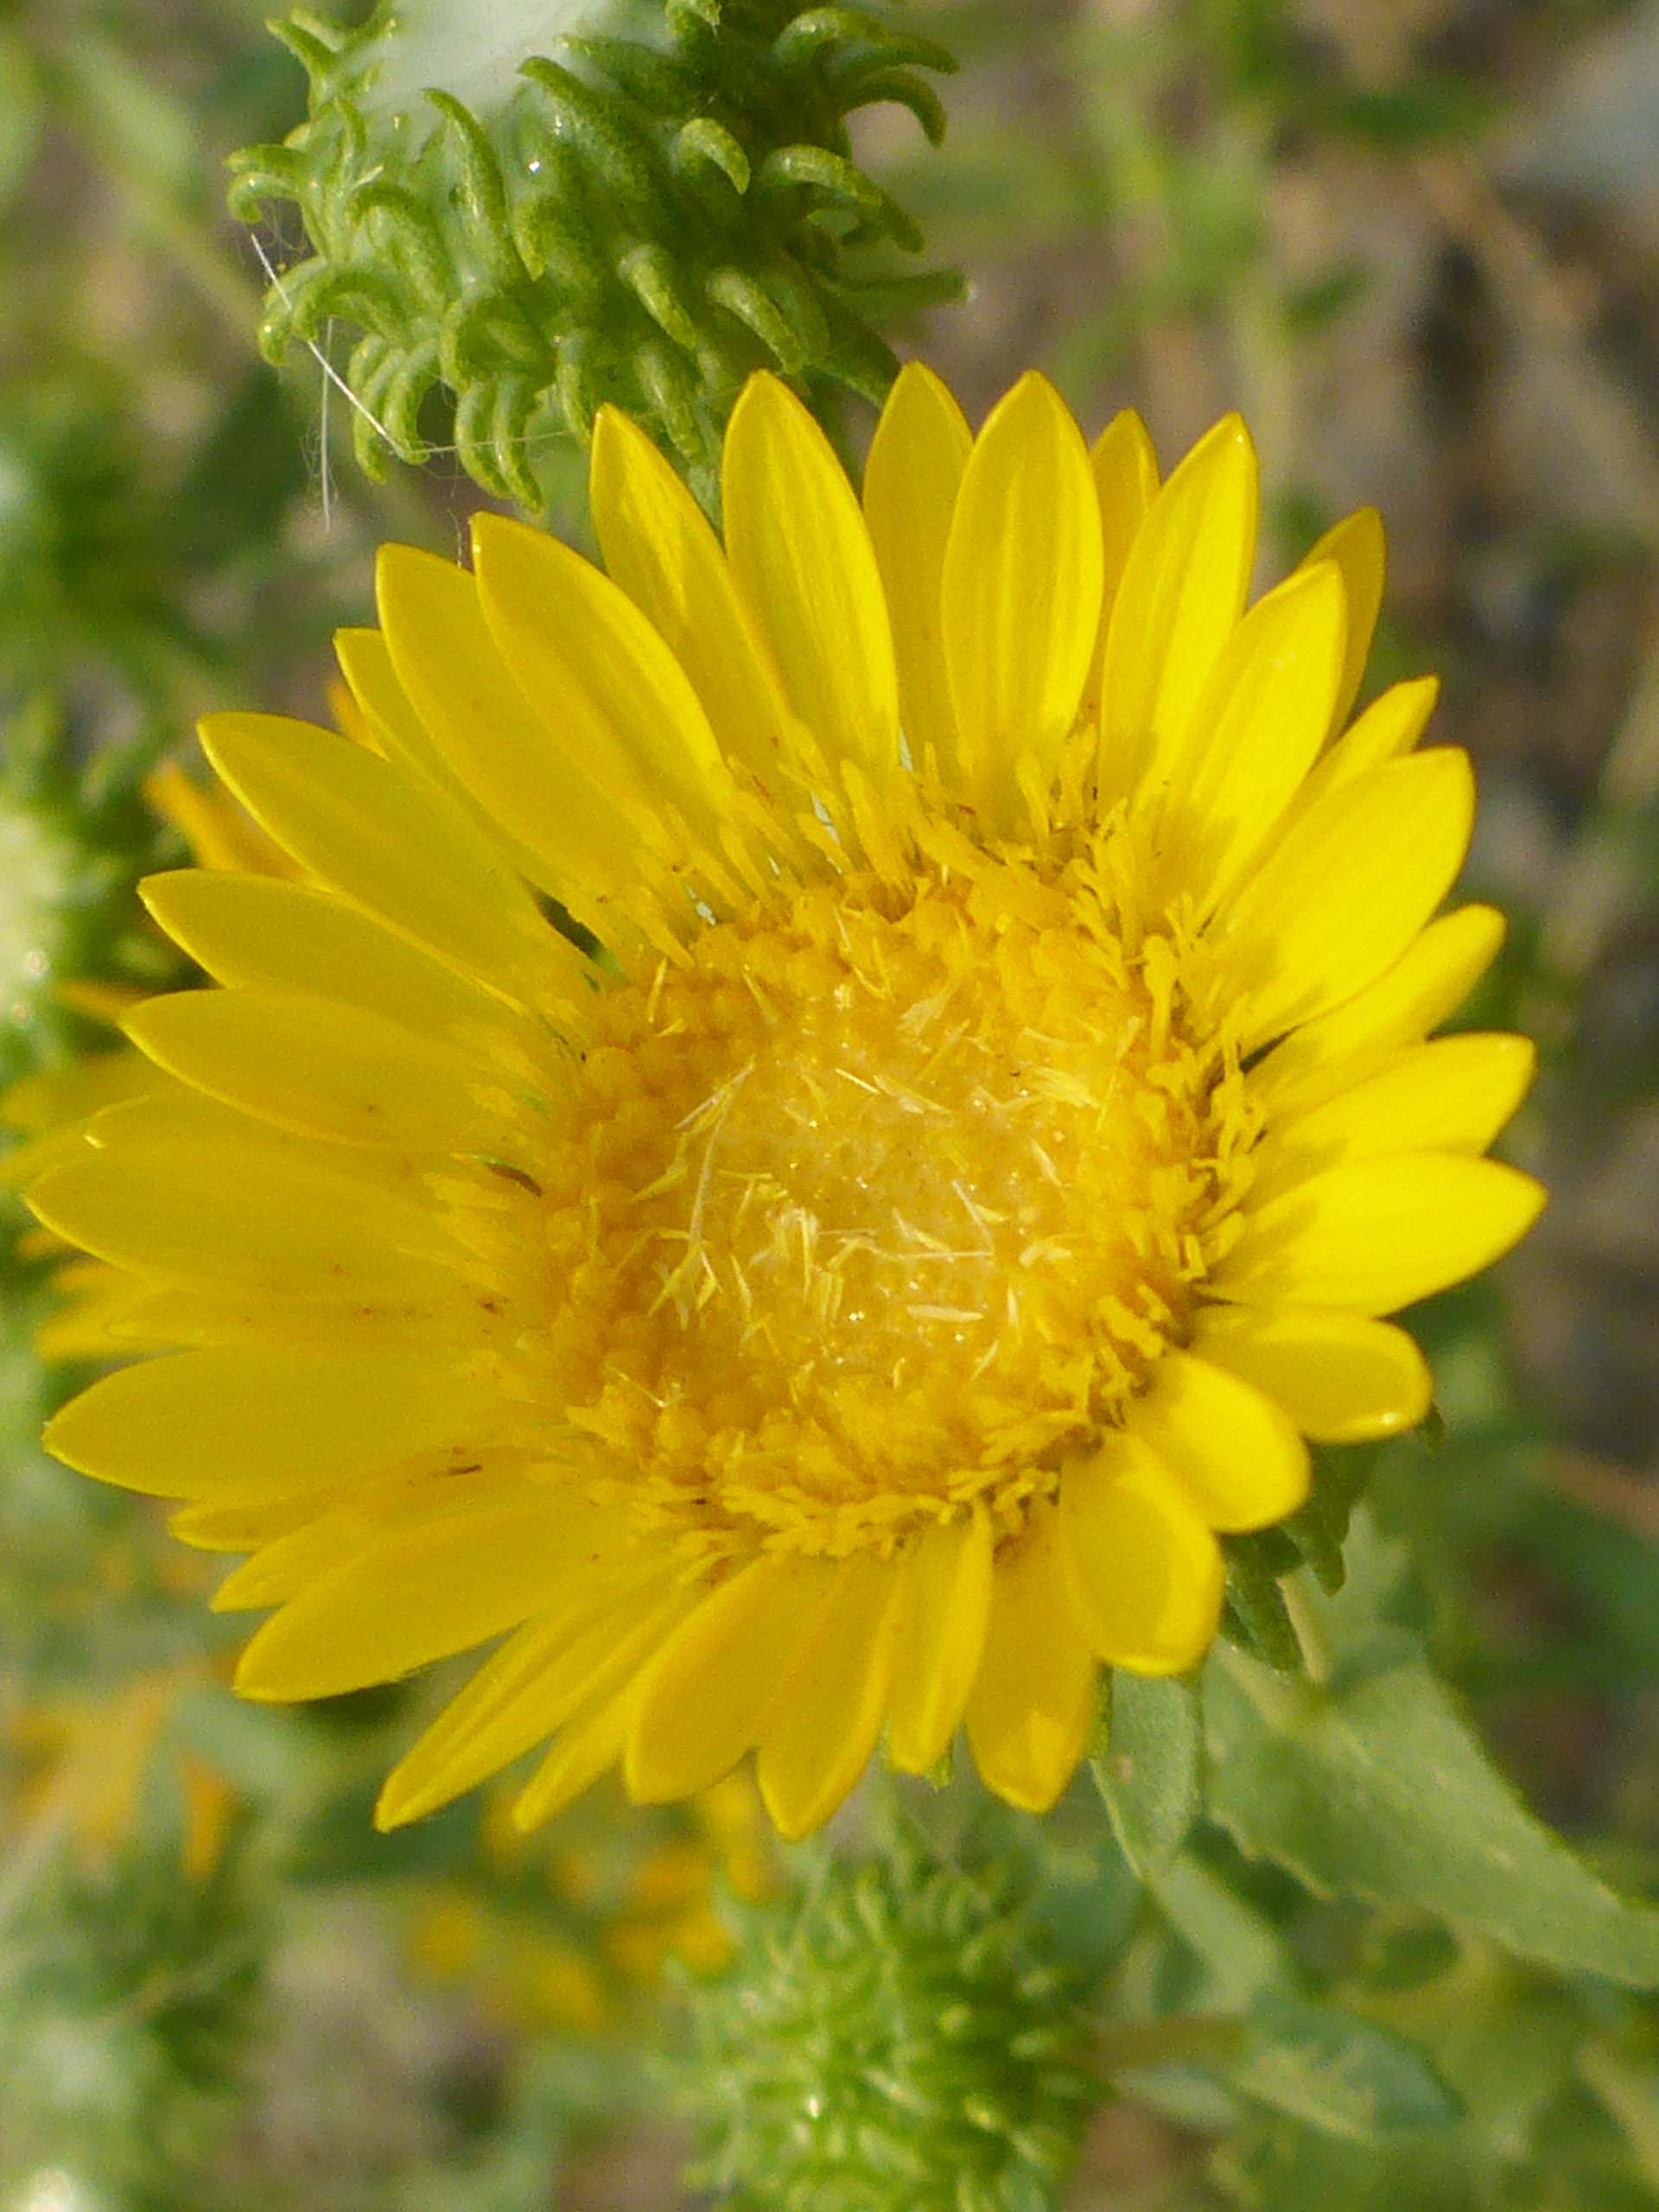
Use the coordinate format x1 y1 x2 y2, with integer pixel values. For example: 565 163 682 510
28 369 1544 1839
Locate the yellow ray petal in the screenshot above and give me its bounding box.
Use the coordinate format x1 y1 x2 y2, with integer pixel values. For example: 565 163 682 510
590 406 805 804
123 988 504 1154
1292 674 1439 816
1151 560 1348 913
213 1513 371 1612
198 713 575 998
1099 414 1259 802
512 1587 697 1830
940 372 1103 829
2 1047 160 1142
1219 1153 1547 1315
234 1487 613 1700
886 1509 995 1776
2 1116 129 1197
45 1347 489 1500
1057 1433 1225 1673
964 1497 1099 1814
78 1096 444 1238
1079 410 1160 727
861 361 971 783
34 1279 158 1362
626 1553 835 1804
1251 1033 1537 1202
1296 506 1385 737
335 622 634 944
375 1560 671 1828
513 1681 641 1833
332 626 435 766
140 872 525 1035
470 512 758 900
756 1553 906 1840
722 372 900 782
106 1279 465 1354
370 550 653 946
143 760 293 878
267 1447 548 1546
83 1089 429 1200
171 1492 322 1553
1194 1306 1433 1444
1217 750 1475 1049
29 1141 456 1298
1249 903 1507 1119
1132 1351 1311 1531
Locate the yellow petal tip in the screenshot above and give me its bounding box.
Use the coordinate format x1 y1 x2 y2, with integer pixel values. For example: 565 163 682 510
372 1777 419 1832
230 1667 288 1707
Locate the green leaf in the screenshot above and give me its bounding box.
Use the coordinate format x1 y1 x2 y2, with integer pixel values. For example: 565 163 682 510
1093 1673 1203 1877
1212 2117 1474 2212
1205 1642 1659 1986
1223 1535 1304 1673
1148 1853 1288 2007
1235 1997 1460 2142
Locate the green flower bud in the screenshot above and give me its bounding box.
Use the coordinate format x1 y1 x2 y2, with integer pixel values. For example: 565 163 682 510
676 1850 1097 2212
229 1 960 510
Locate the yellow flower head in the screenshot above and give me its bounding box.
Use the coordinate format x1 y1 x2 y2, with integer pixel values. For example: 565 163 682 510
29 369 1544 1839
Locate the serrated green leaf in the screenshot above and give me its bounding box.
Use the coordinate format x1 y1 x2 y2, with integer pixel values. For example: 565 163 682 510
1236 1997 1460 2141
1205 1643 1659 1986
1093 1672 1203 1877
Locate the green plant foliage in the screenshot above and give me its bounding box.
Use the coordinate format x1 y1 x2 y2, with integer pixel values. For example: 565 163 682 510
1230 1993 1461 2140
1116 1846 1459 2146
1211 1969 1659 2212
676 1847 1096 2212
0 1840 269 2210
0 377 183 696
0 698 179 1096
228 0 961 510
1093 1672 1204 1878
1203 1528 1659 1987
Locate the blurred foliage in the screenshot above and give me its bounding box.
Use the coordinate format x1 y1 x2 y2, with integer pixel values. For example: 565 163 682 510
0 1836 269 2209
2 3 1658 2209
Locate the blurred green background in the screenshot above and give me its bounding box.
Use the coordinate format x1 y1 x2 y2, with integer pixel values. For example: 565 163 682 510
3 3 1657 2207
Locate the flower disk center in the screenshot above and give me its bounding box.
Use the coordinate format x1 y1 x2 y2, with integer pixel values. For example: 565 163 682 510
542 855 1223 1555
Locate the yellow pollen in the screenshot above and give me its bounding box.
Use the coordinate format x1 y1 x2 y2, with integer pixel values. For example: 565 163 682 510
531 846 1231 1559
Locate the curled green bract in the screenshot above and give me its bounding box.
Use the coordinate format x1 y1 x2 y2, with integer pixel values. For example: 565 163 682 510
230 0 960 508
